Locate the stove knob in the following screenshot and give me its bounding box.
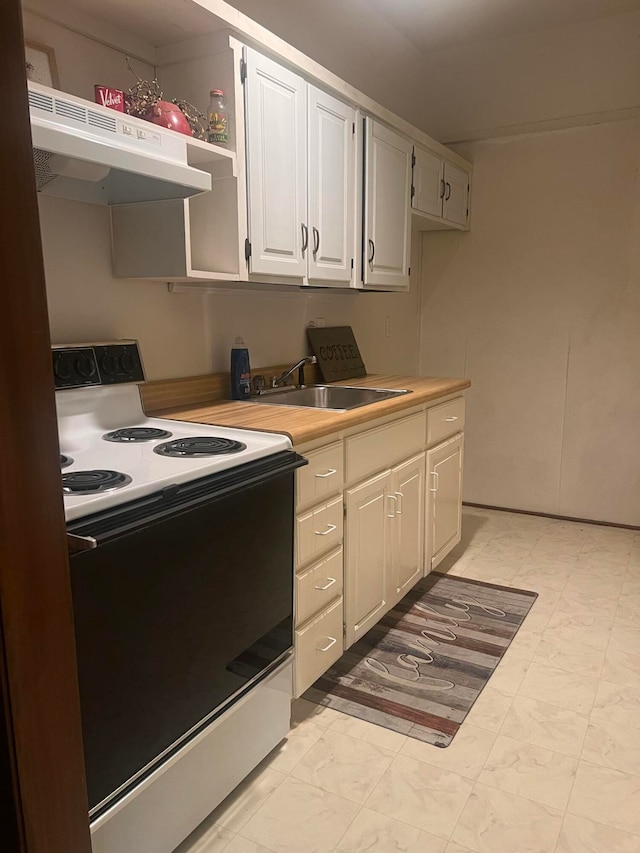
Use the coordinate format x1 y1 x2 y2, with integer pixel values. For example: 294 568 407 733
119 352 136 374
76 355 97 379
100 354 119 375
54 354 72 381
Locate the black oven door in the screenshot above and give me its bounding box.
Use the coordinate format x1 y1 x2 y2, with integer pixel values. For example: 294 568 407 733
67 451 305 816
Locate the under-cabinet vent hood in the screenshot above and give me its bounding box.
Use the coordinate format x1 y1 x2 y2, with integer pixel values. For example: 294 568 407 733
28 82 212 205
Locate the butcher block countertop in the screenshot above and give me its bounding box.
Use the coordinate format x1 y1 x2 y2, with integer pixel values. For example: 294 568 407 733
144 374 470 446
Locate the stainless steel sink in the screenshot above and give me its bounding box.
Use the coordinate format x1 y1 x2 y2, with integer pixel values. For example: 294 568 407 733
250 385 412 411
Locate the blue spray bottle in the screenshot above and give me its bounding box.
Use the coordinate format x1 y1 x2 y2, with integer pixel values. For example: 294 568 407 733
230 336 251 400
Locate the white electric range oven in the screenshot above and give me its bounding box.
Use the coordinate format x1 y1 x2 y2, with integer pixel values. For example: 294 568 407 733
55 340 305 853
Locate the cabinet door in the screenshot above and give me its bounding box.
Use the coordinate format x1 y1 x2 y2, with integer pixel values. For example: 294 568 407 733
442 163 469 228
245 48 307 278
362 118 412 291
307 86 355 286
412 146 444 218
426 435 463 572
390 453 425 606
345 471 391 647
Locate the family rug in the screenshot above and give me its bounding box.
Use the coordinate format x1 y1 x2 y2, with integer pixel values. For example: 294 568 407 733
303 572 537 747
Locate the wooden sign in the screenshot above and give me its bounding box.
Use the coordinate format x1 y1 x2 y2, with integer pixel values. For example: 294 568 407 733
307 326 367 383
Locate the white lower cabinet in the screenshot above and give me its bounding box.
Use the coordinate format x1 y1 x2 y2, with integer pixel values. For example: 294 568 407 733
293 442 345 697
344 451 426 648
344 470 390 647
293 398 465 693
426 433 463 571
295 597 344 694
390 453 425 606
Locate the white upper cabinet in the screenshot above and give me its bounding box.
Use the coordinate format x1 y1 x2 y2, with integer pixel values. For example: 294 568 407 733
442 162 469 228
244 50 356 285
412 146 444 219
307 86 356 286
245 48 308 279
412 145 470 231
362 118 412 291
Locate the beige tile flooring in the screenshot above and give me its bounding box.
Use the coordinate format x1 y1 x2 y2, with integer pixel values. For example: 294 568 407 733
176 507 640 853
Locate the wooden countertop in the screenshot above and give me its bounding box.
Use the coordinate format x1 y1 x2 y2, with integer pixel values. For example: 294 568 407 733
151 375 470 446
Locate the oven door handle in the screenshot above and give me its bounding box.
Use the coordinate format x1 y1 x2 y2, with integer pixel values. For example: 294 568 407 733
67 533 98 554
66 451 309 545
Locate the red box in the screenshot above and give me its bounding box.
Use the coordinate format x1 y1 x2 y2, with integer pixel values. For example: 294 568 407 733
94 85 125 112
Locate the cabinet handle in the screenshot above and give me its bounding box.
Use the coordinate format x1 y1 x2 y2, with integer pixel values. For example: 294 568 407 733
314 577 337 591
315 468 337 479
444 416 458 422
312 226 320 256
440 178 446 199
445 182 451 201
368 238 375 264
301 223 309 254
315 523 337 536
316 636 337 653
387 493 397 518
429 471 439 492
395 491 404 514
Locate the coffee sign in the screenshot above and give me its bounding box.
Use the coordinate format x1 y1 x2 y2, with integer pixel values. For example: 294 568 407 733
307 326 367 383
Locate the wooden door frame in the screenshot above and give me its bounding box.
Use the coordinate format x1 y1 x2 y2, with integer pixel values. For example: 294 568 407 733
0 0 92 850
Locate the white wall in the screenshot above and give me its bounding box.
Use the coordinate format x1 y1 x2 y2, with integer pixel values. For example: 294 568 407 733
419 119 640 525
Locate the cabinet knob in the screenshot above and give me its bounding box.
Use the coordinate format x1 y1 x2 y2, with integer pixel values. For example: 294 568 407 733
312 226 320 256
395 491 404 514
368 239 375 265
301 223 309 254
429 471 440 492
444 416 458 422
387 493 397 518
315 468 337 479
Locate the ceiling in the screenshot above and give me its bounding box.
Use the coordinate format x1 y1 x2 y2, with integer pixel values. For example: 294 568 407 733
227 0 640 53
366 0 640 52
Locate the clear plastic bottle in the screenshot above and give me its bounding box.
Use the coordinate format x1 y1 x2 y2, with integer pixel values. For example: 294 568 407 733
207 89 229 146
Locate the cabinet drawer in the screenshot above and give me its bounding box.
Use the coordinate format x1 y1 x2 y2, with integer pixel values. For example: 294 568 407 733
296 548 343 627
296 496 343 568
297 442 343 511
427 397 465 446
346 412 425 485
295 597 343 696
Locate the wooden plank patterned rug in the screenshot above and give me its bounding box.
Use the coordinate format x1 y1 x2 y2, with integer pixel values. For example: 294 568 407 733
303 572 537 747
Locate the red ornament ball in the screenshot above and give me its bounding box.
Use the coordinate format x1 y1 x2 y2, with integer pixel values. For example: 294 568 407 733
143 100 192 136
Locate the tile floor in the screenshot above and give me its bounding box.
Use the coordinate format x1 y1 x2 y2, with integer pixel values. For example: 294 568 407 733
176 507 640 853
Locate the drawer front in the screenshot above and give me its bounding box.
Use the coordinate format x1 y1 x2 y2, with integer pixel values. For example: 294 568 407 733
296 548 343 627
427 397 465 446
296 496 343 568
297 442 343 511
295 597 343 696
346 412 425 485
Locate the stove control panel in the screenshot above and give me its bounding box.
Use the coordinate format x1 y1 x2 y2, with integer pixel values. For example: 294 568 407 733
53 341 145 389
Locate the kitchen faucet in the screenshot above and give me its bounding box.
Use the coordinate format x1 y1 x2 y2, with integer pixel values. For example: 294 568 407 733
271 355 317 389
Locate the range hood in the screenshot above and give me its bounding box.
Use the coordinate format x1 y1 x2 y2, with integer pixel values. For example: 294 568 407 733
28 82 212 206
